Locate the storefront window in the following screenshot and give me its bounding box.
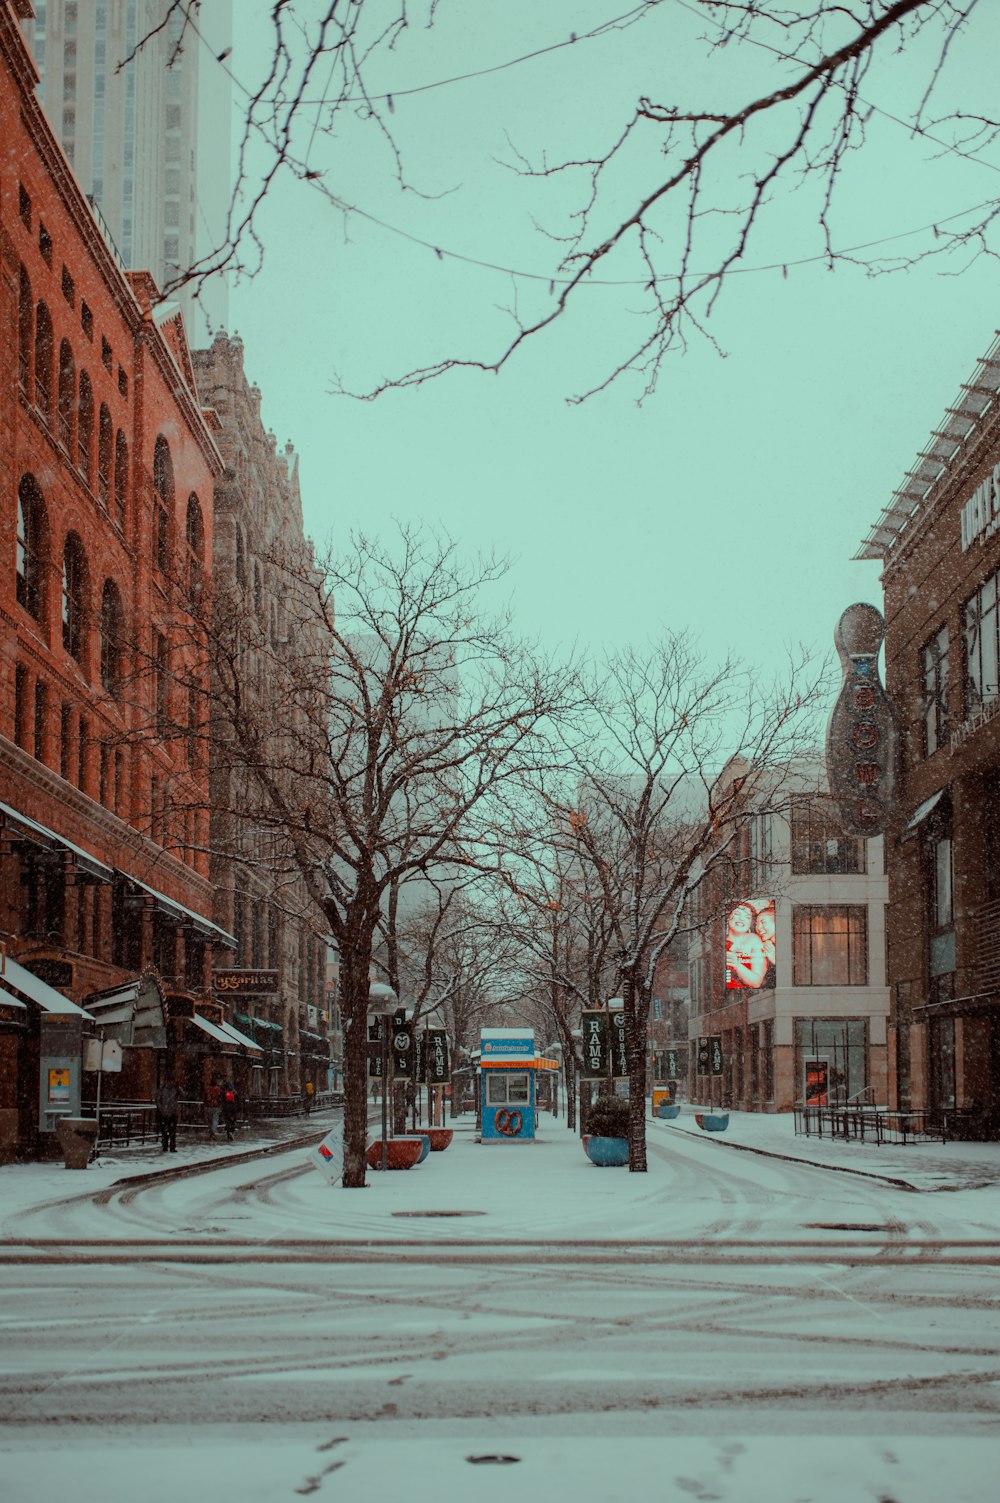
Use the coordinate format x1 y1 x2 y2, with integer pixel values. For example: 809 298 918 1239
794 1018 867 1104
792 905 868 985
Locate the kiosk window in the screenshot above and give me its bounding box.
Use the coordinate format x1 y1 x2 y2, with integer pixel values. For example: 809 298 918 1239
507 1073 529 1104
487 1074 508 1105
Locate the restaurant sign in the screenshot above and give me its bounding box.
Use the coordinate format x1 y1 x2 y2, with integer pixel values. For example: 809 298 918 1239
213 969 279 996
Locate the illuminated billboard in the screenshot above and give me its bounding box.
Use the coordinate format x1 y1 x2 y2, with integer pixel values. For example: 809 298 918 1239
725 898 776 991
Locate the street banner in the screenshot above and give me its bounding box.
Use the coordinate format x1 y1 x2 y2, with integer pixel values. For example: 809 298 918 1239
610 1008 629 1079
414 1031 426 1084
665 1047 680 1080
392 1019 413 1079
710 1035 724 1076
580 1010 609 1080
308 1126 344 1183
368 1017 385 1080
426 1028 450 1083
697 1036 710 1075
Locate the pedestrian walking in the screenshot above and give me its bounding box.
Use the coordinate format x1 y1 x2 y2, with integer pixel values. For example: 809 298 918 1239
155 1078 180 1153
221 1081 239 1142
303 1079 314 1115
204 1078 222 1137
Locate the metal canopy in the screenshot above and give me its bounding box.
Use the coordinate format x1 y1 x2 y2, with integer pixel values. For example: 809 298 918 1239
187 1014 238 1050
117 871 236 948
0 954 94 1018
0 800 113 882
856 330 1000 563
217 1019 263 1054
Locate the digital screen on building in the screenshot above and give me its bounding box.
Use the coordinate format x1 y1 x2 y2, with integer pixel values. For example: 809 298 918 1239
725 898 776 991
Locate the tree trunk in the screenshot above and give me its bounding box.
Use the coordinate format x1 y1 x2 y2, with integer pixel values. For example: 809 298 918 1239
339 941 374 1188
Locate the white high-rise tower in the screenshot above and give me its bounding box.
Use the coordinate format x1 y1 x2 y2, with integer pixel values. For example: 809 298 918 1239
26 0 231 340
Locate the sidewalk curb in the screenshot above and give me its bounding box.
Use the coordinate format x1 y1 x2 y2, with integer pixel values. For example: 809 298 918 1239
654 1119 921 1193
100 1128 330 1192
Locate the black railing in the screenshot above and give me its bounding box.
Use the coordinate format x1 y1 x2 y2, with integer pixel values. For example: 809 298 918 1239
81 1091 344 1148
794 1103 985 1144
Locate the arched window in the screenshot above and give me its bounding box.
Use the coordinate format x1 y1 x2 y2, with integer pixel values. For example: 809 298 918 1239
185 493 204 607
97 404 113 505
62 532 88 661
16 474 46 619
77 371 94 480
100 580 125 697
18 265 33 390
114 430 129 532
34 301 53 416
152 435 174 573
57 340 75 450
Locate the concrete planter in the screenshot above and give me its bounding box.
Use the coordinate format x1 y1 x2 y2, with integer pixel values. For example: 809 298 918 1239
695 1112 729 1133
366 1137 424 1170
584 1135 629 1167
55 1116 99 1169
657 1103 680 1120
424 1128 454 1152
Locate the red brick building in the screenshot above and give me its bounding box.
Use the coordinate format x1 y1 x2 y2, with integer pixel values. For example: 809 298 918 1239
0 1 233 1157
857 330 1000 1137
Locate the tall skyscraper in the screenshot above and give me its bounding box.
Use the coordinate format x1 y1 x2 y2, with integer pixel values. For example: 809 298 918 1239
26 0 231 339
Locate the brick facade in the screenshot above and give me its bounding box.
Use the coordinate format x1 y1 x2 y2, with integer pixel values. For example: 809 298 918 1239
859 332 1000 1137
0 4 230 1155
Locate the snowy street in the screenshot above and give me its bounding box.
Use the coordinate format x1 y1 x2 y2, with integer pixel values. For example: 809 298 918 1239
3 1112 1000 1500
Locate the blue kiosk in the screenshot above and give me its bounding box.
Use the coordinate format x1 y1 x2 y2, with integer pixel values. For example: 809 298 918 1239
478 1028 558 1143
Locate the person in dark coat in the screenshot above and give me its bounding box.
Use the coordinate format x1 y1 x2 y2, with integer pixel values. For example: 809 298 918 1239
221 1081 239 1142
155 1079 180 1153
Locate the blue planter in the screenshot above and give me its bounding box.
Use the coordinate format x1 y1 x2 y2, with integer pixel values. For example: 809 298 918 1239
584 1135 629 1167
695 1113 729 1133
657 1103 680 1120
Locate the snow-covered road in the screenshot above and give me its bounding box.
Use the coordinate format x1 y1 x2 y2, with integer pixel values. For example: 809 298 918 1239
3 1119 1000 1500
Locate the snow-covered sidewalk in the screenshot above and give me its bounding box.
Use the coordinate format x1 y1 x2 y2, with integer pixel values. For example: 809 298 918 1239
3 1105 1000 1239
654 1105 1000 1192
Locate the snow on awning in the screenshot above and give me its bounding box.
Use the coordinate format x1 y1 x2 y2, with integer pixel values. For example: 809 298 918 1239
905 788 946 832
117 871 236 948
217 1019 263 1054
0 799 113 882
0 984 28 1013
0 954 94 1018
187 1014 239 1050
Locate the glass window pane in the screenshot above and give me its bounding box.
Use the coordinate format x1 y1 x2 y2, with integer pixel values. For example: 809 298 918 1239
507 1073 529 1104
487 1075 507 1105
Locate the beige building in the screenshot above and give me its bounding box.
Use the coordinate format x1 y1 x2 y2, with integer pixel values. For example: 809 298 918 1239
687 761 889 1112
192 331 330 1099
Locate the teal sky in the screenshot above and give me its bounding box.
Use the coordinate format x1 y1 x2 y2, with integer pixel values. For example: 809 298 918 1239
218 2 1000 672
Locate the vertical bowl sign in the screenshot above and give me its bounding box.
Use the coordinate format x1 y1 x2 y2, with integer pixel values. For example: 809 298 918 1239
826 603 898 836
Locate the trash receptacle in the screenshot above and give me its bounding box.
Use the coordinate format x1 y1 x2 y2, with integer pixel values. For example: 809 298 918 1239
55 1116 99 1169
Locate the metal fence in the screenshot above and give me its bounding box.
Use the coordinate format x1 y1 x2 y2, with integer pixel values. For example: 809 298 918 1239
794 1104 984 1144
83 1091 344 1148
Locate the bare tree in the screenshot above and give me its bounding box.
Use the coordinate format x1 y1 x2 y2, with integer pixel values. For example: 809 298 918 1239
193 523 575 1186
521 634 826 1170
147 2 984 399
